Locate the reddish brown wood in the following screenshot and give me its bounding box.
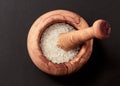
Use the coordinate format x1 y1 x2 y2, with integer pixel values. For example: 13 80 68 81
27 10 93 75
58 19 111 51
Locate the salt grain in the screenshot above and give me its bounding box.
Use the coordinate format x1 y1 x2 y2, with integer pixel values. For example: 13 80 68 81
40 23 80 64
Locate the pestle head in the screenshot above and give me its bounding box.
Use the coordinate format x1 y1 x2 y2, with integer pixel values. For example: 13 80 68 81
93 19 111 39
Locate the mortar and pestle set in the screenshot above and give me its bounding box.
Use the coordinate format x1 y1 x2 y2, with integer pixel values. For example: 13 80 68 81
27 10 111 76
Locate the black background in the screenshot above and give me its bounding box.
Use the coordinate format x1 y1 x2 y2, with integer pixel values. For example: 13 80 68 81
0 0 120 86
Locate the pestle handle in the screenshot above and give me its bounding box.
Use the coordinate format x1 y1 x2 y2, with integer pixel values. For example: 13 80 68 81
57 19 111 51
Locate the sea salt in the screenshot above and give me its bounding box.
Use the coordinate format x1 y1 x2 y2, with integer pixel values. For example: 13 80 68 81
40 23 79 64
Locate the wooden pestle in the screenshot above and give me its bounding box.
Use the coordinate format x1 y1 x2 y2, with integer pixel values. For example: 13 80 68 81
57 19 111 51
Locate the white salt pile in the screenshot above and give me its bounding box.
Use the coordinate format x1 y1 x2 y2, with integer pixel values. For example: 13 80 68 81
40 23 80 64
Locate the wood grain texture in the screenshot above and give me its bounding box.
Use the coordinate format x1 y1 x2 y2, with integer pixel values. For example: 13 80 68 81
27 10 93 76
58 19 111 51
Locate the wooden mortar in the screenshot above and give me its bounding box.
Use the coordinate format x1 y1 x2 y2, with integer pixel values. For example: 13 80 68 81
27 10 110 76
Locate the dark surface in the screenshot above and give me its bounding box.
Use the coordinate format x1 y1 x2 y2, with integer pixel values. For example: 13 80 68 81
0 0 120 86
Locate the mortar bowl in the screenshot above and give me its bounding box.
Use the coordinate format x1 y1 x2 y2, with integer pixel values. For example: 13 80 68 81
27 10 93 76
